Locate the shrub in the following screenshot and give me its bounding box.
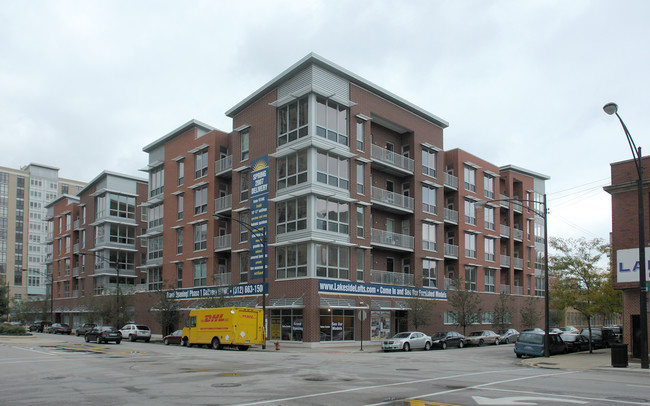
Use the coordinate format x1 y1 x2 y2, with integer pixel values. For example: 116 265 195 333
0 324 29 335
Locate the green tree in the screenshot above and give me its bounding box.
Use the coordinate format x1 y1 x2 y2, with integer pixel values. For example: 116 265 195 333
406 291 436 331
492 292 513 333
520 296 541 329
150 287 181 336
549 237 617 353
447 275 482 335
0 276 9 320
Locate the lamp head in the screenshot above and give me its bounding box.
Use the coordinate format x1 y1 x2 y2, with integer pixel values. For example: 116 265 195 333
603 102 618 116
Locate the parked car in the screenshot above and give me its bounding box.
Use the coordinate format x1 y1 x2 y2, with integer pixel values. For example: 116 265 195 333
580 327 617 349
514 331 567 358
28 321 51 333
75 323 97 336
47 323 72 334
163 330 183 345
558 326 579 334
430 331 465 349
550 328 563 334
561 333 590 352
85 326 122 344
498 329 520 344
522 328 544 333
119 324 151 342
465 330 500 346
382 331 432 352
604 325 623 343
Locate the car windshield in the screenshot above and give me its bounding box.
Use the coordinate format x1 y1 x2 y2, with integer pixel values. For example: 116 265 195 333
519 333 544 344
393 333 411 339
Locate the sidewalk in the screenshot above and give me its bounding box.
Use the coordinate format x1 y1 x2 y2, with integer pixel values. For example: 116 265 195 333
520 348 650 373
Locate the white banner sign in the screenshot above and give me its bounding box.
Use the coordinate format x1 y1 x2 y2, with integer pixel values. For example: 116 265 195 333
616 247 650 283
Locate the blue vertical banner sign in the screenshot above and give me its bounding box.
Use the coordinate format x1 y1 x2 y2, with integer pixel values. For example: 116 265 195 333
249 155 269 279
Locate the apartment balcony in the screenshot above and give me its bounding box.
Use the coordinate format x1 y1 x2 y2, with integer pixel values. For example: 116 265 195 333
444 243 459 259
513 199 523 213
214 194 232 213
500 284 510 294
92 266 137 278
500 255 511 267
444 208 458 224
73 219 80 230
499 194 510 208
370 269 415 286
514 257 524 270
444 172 458 190
513 228 524 241
370 228 414 251
215 155 233 177
370 144 414 175
73 267 79 277
73 243 80 254
214 272 232 286
371 186 414 213
513 285 524 295
45 232 53 243
500 224 510 238
214 234 232 252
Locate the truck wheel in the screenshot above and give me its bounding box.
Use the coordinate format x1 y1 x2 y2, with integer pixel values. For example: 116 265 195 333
238 345 249 351
181 337 188 347
211 337 221 350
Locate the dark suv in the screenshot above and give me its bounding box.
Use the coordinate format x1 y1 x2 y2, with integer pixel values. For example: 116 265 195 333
28 321 52 333
580 327 617 349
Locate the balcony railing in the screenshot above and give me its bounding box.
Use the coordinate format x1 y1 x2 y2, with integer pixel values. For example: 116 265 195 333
499 194 509 208
370 229 414 250
444 243 459 259
214 272 232 286
214 194 232 213
500 284 510 294
370 269 415 286
370 144 414 173
214 234 232 251
513 199 523 213
215 155 233 175
371 186 414 212
514 285 524 295
514 257 524 269
444 172 458 189
500 255 511 267
513 228 524 241
500 224 510 238
444 208 458 224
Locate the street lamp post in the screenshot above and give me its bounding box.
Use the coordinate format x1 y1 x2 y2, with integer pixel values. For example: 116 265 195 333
477 196 550 357
214 213 267 349
603 102 648 369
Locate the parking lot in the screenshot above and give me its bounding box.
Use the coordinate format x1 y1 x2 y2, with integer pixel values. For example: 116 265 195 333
1 333 649 405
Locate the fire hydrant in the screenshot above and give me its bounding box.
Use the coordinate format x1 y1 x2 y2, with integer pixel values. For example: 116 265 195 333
274 341 280 350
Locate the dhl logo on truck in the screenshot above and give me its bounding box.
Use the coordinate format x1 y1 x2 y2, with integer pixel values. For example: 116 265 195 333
202 314 228 323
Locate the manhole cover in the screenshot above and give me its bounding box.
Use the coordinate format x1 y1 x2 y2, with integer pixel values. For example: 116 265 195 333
212 383 242 388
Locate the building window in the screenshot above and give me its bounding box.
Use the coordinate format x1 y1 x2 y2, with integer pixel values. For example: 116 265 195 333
278 96 308 146
239 212 249 243
485 268 495 292
240 252 249 283
356 206 364 238
276 197 307 234
356 163 364 195
422 223 437 252
271 309 304 342
276 243 307 279
484 206 495 231
193 260 207 287
422 259 437 287
176 263 183 288
356 119 364 151
482 312 494 324
148 235 163 261
484 237 495 262
464 166 476 192
100 193 136 219
316 244 349 279
240 170 249 202
319 309 354 341
535 277 545 297
148 267 162 291
444 311 458 325
277 150 308 191
176 229 183 255
317 151 349 189
177 160 184 186
109 224 135 245
316 198 349 234
484 175 494 199
316 96 348 146
194 186 208 215
464 200 476 225
465 265 477 291
464 233 476 258
193 223 207 251
148 204 163 228
177 194 184 220
422 148 437 178
422 185 437 215
149 166 164 198
241 130 249 161
356 248 364 281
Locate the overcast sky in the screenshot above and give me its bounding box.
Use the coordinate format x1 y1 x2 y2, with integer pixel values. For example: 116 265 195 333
1 0 648 242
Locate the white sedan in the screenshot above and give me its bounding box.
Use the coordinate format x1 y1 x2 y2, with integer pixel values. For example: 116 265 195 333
382 331 432 352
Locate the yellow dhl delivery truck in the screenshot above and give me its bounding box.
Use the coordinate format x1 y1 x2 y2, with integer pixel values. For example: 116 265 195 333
181 307 265 350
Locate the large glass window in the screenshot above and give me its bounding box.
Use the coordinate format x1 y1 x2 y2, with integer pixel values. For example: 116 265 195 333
148 204 163 228
316 198 349 234
148 267 162 291
356 206 364 238
356 163 364 194
320 309 354 341
317 151 349 189
422 259 437 287
239 212 249 243
277 151 308 190
356 248 364 281
278 97 308 146
356 119 364 151
240 170 249 202
276 197 307 234
270 309 303 342
176 263 183 288
107 194 136 219
465 265 477 291
276 243 308 279
422 223 436 251
193 259 207 287
194 186 208 215
109 224 135 245
177 194 184 220
316 97 348 146
484 237 495 262
464 200 476 225
485 268 495 292
316 244 349 279
177 160 184 186
422 185 437 215
194 150 208 179
176 229 183 255
465 233 476 258
422 148 437 178
149 166 164 198
148 235 163 260
484 206 494 230
241 130 249 161
484 175 495 199
464 166 476 192
239 252 249 283
193 223 207 251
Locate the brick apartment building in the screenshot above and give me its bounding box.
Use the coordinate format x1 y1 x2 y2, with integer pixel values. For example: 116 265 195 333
605 156 650 359
127 53 549 344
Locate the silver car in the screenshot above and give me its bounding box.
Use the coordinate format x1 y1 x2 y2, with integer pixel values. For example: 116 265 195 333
382 331 432 352
465 330 500 346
